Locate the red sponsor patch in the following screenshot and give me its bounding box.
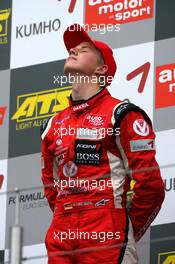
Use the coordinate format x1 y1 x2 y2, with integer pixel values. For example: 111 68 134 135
155 63 175 109
85 0 154 27
0 107 7 126
0 174 4 190
83 114 107 127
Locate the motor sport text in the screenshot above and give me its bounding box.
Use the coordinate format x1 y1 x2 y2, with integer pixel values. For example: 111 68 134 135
87 0 153 23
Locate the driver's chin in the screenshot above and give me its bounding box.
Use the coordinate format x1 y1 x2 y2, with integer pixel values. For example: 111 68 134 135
64 62 75 73
64 64 82 75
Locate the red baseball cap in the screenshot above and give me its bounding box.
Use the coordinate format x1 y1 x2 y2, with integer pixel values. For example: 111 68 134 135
63 24 117 85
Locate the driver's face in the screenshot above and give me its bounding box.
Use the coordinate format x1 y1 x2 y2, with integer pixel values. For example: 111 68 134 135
64 42 102 76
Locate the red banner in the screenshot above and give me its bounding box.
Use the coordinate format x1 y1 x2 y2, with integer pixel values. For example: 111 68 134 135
155 63 175 109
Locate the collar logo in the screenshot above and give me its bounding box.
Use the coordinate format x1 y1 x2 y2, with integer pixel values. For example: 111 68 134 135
133 119 149 136
72 103 89 112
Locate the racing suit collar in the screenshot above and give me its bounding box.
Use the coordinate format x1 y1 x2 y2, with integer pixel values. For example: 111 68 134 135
69 88 110 113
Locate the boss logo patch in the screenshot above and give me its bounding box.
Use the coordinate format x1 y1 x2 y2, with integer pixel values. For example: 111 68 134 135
75 139 102 165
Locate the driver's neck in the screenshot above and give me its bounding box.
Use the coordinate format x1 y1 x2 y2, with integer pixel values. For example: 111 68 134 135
72 81 101 101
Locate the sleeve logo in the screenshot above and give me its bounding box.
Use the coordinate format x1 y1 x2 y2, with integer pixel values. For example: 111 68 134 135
133 119 149 136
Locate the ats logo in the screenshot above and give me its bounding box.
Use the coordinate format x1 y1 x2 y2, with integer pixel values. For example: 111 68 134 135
85 0 154 27
155 63 175 109
0 9 11 45
11 87 72 130
158 251 175 264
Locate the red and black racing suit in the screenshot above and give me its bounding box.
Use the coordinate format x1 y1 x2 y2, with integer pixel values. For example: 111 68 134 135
41 88 165 264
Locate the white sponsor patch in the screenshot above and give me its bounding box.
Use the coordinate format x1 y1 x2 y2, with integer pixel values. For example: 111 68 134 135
41 157 44 169
72 103 89 112
56 152 65 166
77 128 102 140
56 138 62 145
63 161 78 177
130 139 155 152
133 119 149 136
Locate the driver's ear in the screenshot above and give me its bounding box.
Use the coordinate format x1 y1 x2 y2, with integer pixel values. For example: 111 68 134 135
95 64 108 75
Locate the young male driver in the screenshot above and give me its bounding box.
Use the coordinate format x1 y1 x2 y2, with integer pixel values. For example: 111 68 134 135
41 24 165 264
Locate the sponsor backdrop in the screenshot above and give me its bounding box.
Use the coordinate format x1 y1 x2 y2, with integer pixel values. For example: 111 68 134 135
0 0 174 263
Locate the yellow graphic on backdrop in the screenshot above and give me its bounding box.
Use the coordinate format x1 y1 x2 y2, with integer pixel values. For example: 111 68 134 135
12 87 72 122
0 9 11 44
158 251 175 264
11 87 72 130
